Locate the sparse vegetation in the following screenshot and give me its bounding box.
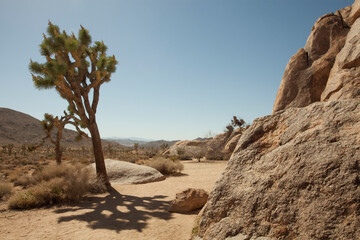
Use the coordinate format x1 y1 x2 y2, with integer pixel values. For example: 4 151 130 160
144 157 184 175
205 150 224 160
177 148 192 160
225 124 234 134
191 216 201 239
8 163 106 209
0 182 12 199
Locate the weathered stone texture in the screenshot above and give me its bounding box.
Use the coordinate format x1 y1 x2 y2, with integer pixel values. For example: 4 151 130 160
168 188 209 213
272 1 360 113
198 99 360 239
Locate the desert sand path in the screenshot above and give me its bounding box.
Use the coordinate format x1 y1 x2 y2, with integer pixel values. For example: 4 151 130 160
0 160 227 240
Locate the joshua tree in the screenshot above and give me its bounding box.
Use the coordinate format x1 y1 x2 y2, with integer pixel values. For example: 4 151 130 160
106 143 114 157
29 22 117 188
134 143 139 154
21 144 27 156
231 116 246 128
7 144 14 156
2 145 7 154
41 111 87 164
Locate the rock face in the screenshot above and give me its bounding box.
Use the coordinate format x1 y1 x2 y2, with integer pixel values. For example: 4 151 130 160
92 159 165 184
273 1 360 113
168 188 209 213
198 99 360 239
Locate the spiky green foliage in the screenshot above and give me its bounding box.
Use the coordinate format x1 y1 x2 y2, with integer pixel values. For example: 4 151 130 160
30 22 118 99
41 113 54 132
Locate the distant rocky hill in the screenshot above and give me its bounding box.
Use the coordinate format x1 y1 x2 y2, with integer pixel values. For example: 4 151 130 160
196 1 360 239
0 108 126 149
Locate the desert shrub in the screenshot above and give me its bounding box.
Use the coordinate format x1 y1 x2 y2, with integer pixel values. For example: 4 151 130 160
178 154 192 160
176 148 186 156
144 157 184 175
205 149 224 160
176 148 192 160
80 158 90 165
13 174 32 187
88 177 107 194
0 182 12 199
7 168 23 183
169 156 179 161
31 164 72 183
191 216 201 238
8 163 106 209
116 152 144 163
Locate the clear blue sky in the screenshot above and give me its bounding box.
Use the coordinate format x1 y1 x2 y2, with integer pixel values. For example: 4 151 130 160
0 0 354 140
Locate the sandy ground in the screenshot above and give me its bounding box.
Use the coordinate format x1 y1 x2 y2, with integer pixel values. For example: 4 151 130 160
0 160 227 240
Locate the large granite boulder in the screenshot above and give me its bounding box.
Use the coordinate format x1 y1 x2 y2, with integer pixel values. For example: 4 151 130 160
223 134 242 155
273 12 349 113
91 159 165 184
198 99 360 239
321 17 360 101
272 3 356 113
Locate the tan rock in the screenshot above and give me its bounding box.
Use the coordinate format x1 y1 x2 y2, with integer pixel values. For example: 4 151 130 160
304 13 345 61
223 134 242 154
168 188 208 213
321 17 360 101
335 6 352 27
198 99 360 239
273 12 349 113
348 0 360 26
272 48 308 112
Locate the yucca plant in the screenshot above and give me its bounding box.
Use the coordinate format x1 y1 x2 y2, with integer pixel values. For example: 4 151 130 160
40 111 88 164
29 21 118 189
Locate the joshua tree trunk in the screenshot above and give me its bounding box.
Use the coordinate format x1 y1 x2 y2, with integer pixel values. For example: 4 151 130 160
88 120 110 188
55 127 63 164
55 141 62 164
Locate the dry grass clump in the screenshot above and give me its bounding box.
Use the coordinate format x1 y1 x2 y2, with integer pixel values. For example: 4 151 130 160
13 174 33 187
0 182 12 199
144 157 184 175
8 163 106 209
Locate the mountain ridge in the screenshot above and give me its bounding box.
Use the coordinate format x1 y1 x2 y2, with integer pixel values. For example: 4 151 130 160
0 107 126 149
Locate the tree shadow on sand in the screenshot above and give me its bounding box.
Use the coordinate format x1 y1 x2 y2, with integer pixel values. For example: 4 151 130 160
54 188 172 233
